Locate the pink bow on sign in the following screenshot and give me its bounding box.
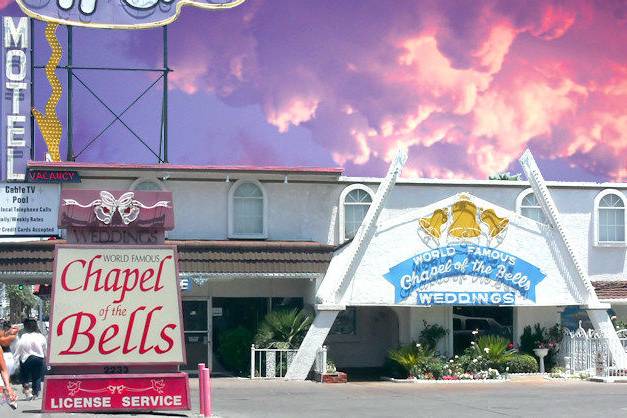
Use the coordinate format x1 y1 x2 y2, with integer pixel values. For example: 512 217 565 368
63 191 171 225
106 385 126 394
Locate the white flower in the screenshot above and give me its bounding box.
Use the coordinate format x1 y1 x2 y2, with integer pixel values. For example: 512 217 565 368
472 330 479 335
506 367 510 372
472 358 478 363
455 355 459 359
477 356 482 359
470 341 475 346
611 316 617 320
416 343 421 347
484 348 490 354
449 359 454 363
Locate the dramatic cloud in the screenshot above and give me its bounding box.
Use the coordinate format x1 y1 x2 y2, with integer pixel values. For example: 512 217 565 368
11 0 625 180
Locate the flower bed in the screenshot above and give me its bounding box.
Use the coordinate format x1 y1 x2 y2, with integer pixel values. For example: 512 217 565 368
385 327 539 382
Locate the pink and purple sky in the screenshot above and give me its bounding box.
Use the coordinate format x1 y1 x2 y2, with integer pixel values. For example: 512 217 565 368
4 0 627 181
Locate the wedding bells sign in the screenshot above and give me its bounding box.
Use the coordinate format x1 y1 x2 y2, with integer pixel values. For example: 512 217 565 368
43 190 189 413
49 246 184 365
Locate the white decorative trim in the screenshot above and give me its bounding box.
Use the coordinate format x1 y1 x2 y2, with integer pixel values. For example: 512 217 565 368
338 184 374 243
286 149 407 381
519 149 626 368
593 189 626 247
130 177 167 191
227 179 268 239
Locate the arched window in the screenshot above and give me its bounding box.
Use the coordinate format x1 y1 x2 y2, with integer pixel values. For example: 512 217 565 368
516 189 547 224
228 180 267 238
339 184 373 241
595 190 626 245
130 177 166 191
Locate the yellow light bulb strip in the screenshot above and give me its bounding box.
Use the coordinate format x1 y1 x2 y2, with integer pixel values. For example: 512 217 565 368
32 22 63 162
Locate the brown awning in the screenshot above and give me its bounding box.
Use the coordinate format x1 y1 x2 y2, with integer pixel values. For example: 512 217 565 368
0 240 334 283
592 281 627 300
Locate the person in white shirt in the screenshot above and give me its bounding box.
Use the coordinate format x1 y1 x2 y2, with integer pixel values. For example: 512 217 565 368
14 319 47 400
0 344 17 409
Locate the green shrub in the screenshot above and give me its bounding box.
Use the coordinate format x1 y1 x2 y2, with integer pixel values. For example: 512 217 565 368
217 326 254 376
383 357 408 379
419 356 447 380
520 324 544 354
388 344 434 375
472 335 515 368
503 354 539 373
418 321 448 351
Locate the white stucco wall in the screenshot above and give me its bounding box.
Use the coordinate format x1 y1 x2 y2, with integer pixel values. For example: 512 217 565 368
63 171 626 299
326 306 400 368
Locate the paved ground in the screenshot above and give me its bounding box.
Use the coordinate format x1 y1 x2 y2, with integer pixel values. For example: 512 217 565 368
4 376 627 417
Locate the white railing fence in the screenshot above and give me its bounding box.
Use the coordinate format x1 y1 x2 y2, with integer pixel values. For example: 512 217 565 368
250 345 298 379
313 345 328 374
561 322 611 375
250 345 327 379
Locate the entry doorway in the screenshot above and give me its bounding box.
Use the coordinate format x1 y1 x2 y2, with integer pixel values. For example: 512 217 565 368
182 300 210 371
453 306 513 355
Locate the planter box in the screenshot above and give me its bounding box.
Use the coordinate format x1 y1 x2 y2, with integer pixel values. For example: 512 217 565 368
314 372 347 383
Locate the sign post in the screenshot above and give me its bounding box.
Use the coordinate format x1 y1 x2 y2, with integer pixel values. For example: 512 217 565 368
42 189 189 414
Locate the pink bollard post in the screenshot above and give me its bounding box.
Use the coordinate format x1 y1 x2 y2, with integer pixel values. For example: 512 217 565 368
201 367 211 417
198 363 206 416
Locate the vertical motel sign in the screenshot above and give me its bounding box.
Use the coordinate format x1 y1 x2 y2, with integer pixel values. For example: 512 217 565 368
43 190 190 413
2 17 30 181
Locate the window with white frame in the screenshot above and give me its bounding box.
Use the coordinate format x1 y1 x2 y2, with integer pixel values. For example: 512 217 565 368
130 177 165 191
595 190 626 245
340 185 373 241
229 180 266 238
517 190 547 224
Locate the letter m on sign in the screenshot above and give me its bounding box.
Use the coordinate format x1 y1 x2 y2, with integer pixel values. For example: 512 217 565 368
4 17 28 48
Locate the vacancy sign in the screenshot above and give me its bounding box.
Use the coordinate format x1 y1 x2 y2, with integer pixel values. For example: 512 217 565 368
49 245 185 366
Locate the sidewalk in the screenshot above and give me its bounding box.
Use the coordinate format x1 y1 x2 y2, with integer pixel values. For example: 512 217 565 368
2 376 624 418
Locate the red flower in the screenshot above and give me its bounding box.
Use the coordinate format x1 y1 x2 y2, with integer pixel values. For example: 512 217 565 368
507 342 514 349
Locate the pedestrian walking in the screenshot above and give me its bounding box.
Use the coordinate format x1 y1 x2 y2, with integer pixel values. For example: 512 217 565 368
14 319 47 401
0 344 17 409
0 321 19 377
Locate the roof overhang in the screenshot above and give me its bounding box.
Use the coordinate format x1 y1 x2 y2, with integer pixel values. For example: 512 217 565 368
27 162 343 183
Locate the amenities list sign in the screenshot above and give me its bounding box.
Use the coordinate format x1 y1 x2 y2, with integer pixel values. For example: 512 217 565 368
0 183 59 236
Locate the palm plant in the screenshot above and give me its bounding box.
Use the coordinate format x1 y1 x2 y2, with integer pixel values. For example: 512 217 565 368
472 335 515 365
388 344 437 378
254 308 313 349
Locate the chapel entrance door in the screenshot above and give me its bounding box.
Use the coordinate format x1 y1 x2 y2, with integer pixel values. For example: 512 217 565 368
453 306 513 355
182 299 210 371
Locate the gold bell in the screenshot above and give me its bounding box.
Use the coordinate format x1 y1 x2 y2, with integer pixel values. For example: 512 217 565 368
480 209 509 237
419 208 448 238
448 197 481 239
